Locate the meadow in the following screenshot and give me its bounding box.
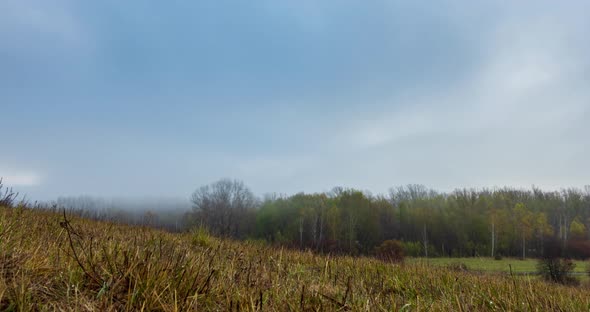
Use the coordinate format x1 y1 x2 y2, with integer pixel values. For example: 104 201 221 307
1 205 590 311
408 257 589 274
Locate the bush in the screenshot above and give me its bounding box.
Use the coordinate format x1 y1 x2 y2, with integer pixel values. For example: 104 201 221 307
375 240 405 263
401 241 422 257
537 258 578 286
537 238 578 285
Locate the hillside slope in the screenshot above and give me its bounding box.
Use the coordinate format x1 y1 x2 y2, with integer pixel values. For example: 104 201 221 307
0 206 588 311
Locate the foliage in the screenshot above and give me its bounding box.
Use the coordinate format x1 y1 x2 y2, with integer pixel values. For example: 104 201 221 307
33 179 590 261
569 218 586 239
537 238 579 285
401 241 423 257
374 240 404 263
246 185 590 259
565 239 590 259
190 179 257 239
537 259 578 286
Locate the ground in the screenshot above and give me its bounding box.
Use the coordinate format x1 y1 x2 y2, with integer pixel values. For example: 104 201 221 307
1 206 590 311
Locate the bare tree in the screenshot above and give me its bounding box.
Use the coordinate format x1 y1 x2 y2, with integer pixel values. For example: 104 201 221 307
190 179 258 238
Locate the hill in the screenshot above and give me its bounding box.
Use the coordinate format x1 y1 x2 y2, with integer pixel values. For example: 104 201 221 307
0 205 588 311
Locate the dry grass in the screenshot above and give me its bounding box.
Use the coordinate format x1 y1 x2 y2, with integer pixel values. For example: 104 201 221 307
1 205 589 311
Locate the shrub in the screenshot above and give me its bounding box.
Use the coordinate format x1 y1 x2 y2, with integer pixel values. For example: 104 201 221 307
375 240 405 263
537 238 579 285
401 241 422 257
537 258 578 286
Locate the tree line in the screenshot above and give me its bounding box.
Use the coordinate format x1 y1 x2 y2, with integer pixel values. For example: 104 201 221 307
9 177 589 259
188 179 590 259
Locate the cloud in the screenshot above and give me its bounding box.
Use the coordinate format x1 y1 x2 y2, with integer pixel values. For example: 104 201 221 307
240 6 590 192
0 0 85 44
0 171 42 187
234 155 315 181
1 1 588 199
346 6 589 148
279 4 590 192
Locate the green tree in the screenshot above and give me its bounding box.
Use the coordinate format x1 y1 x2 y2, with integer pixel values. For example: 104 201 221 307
513 203 534 259
569 218 586 239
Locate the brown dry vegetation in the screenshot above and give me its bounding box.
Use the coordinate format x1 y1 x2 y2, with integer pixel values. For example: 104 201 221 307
1 205 589 311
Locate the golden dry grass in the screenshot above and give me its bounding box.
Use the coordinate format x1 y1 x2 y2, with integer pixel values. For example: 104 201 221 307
1 205 589 311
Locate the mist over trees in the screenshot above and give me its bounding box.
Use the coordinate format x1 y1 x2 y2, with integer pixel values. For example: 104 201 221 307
187 179 258 238
186 181 590 259
31 179 590 259
53 195 190 231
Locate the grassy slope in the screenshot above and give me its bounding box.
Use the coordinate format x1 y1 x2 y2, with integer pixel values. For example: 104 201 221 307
1 206 589 311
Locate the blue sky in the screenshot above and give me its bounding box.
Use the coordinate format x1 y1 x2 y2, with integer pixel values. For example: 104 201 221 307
1 1 589 200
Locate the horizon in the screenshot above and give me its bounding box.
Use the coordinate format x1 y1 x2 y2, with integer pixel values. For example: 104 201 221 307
2 1 589 201
3 178 589 205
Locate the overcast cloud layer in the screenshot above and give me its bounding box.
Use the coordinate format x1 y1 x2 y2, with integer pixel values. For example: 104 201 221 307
1 1 589 200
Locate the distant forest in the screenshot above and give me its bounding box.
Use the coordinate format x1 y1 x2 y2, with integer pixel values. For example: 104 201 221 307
49 179 590 259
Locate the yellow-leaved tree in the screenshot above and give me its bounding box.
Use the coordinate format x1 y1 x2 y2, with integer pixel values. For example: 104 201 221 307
569 217 586 240
513 203 534 259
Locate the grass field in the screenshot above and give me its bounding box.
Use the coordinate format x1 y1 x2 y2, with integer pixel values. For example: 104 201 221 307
409 257 589 274
2 205 590 311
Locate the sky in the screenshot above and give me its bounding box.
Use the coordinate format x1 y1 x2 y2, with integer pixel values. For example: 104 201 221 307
1 1 589 201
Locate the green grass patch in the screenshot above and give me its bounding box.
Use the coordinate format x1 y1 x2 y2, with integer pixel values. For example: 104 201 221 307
409 257 589 273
